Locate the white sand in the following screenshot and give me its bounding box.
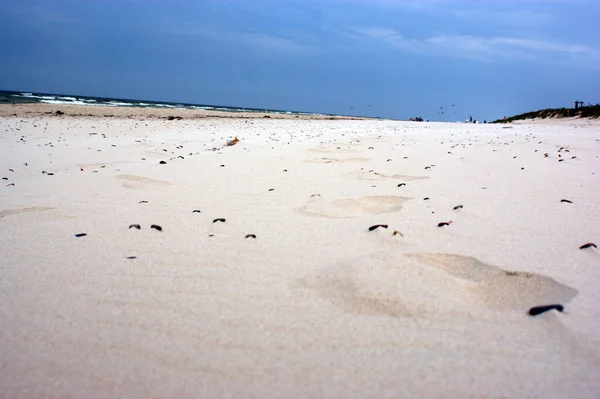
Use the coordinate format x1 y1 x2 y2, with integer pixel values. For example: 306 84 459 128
1 109 599 398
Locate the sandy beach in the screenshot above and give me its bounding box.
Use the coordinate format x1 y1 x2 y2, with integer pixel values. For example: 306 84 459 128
1 105 599 398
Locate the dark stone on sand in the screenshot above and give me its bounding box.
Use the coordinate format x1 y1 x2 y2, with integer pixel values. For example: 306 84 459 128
55 110 64 115
528 304 564 316
159 161 167 164
368 224 388 231
579 243 597 249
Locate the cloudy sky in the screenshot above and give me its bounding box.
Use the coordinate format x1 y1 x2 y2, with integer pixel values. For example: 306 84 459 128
1 0 598 121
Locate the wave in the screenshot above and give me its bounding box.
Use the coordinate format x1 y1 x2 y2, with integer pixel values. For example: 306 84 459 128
1 90 326 117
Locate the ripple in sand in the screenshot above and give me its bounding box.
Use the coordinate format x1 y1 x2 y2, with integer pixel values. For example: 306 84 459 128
298 195 409 218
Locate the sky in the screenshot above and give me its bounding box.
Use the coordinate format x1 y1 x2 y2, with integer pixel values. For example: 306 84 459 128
1 0 599 121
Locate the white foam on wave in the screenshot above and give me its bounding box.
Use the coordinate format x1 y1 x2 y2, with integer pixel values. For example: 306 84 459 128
41 99 87 105
105 101 132 107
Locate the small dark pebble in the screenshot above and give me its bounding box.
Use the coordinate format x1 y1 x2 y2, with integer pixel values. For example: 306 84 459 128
560 199 573 203
6 183 15 187
213 218 226 223
438 222 451 227
283 169 288 172
2 177 7 180
268 188 274 191
528 304 564 316
245 234 257 239
159 161 167 164
368 224 388 231
129 224 141 230
398 183 406 187
75 233 87 238
192 210 201 213
453 205 464 210
126 256 137 260
579 243 597 249
220 165 225 167
139 200 148 204
424 197 430 200
558 159 564 162
47 173 54 176
151 224 162 231
209 234 215 237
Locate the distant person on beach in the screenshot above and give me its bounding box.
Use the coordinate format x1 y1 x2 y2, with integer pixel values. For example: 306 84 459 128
504 116 507 123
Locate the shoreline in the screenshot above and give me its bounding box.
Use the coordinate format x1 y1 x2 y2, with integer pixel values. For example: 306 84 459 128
0 103 372 120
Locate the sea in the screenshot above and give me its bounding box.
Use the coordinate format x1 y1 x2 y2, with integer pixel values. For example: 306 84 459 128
0 90 325 117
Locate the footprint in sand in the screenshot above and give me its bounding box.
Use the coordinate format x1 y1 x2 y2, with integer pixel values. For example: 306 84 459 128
116 174 171 189
0 207 55 218
304 157 371 164
300 252 577 318
353 171 430 182
299 195 409 218
308 145 359 154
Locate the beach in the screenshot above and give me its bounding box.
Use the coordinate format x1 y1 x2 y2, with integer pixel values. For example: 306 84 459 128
1 105 599 398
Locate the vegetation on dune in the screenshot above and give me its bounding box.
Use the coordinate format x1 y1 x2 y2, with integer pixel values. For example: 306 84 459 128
492 104 600 123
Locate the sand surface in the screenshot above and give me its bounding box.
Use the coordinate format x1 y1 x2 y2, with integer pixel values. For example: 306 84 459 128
1 109 599 398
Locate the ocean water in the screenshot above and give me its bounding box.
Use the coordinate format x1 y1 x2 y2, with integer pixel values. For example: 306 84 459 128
0 90 323 116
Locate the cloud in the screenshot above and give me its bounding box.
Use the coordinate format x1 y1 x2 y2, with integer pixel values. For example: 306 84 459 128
11 5 76 25
174 25 315 55
232 31 315 53
354 27 600 65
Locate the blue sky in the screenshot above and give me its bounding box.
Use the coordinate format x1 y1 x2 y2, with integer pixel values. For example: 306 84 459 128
1 0 599 121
